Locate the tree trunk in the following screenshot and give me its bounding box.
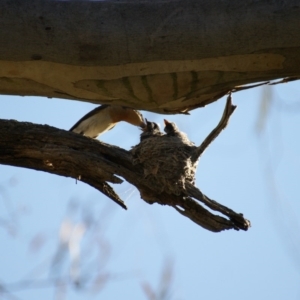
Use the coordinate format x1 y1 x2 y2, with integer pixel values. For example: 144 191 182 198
1 0 299 113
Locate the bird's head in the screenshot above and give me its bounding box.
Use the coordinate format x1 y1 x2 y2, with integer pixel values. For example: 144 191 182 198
111 106 146 128
125 108 146 128
126 109 147 128
142 119 161 134
164 119 179 135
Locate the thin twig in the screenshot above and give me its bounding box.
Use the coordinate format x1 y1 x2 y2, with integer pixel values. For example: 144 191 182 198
268 76 300 85
192 93 236 160
232 81 269 92
95 182 127 210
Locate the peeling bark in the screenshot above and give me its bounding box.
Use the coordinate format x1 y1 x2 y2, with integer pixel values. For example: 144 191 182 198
0 0 300 113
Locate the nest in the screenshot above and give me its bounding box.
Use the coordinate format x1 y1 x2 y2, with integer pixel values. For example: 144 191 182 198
131 134 198 196
128 95 250 232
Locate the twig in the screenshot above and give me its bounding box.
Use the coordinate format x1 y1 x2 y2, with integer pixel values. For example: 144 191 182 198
232 81 269 92
184 182 250 230
139 187 249 232
268 76 300 85
192 93 236 160
95 182 127 210
174 197 240 232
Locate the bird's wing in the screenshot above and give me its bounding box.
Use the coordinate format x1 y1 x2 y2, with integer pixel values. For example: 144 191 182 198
69 105 110 132
70 105 145 138
70 105 117 138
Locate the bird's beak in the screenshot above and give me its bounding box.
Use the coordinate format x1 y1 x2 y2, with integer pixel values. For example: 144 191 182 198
139 118 146 131
140 118 147 129
164 119 170 126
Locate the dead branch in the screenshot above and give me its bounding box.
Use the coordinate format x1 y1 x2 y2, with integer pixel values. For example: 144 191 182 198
0 101 250 232
184 183 250 230
192 93 236 160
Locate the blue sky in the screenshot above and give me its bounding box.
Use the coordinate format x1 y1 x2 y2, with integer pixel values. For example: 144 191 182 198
1 81 300 300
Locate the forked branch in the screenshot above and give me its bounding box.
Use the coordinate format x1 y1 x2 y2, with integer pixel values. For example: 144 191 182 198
193 93 236 160
0 95 250 232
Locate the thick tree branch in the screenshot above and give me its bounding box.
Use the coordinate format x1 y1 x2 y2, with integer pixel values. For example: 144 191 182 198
0 113 250 232
0 120 127 209
0 1 300 113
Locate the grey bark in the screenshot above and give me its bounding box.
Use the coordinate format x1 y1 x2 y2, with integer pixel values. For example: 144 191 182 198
0 118 250 232
0 0 299 113
0 96 250 232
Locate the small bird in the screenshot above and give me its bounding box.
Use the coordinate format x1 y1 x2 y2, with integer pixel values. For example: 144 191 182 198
70 105 146 138
163 119 195 146
163 119 181 136
132 118 197 194
140 119 163 141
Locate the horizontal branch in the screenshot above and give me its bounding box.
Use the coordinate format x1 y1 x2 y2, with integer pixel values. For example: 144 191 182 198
0 1 300 113
0 120 128 209
0 119 250 232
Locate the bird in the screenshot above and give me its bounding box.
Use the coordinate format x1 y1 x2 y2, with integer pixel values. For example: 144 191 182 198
70 105 146 138
132 118 197 195
140 119 163 141
163 119 180 136
163 119 193 144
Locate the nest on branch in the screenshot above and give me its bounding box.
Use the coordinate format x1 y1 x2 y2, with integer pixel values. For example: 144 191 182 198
0 93 251 233
130 94 251 232
131 132 197 196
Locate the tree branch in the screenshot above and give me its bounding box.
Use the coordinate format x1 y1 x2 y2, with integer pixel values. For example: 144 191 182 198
0 120 127 209
193 93 236 160
184 183 250 230
0 1 300 113
0 117 250 232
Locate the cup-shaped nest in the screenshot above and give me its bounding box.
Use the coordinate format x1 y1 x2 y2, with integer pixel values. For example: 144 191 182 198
131 134 198 196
